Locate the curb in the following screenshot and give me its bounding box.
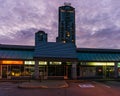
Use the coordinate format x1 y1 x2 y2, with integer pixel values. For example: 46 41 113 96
18 81 69 89
18 85 48 89
60 82 69 88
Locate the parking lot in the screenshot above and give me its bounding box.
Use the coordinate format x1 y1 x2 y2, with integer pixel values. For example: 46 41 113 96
0 80 120 96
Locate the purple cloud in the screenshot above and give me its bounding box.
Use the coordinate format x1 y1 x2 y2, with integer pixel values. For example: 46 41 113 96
0 0 120 49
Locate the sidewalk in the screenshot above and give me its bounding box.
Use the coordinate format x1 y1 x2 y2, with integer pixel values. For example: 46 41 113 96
18 80 69 89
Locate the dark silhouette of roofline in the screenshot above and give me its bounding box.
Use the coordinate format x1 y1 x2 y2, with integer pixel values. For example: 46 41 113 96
77 48 120 53
1 44 120 53
0 44 34 50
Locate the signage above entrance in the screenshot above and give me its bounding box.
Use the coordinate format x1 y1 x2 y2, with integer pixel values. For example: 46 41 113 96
2 60 23 65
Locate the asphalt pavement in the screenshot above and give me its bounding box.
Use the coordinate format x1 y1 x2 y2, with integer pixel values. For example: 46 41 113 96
1 80 120 96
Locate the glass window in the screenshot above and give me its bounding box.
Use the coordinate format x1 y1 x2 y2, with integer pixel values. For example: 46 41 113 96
23 66 34 76
66 62 72 65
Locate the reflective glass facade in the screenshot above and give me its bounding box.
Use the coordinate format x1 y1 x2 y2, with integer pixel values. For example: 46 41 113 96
56 4 75 44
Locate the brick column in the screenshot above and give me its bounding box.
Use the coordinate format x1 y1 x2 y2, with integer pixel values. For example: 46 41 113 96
0 65 2 79
72 62 77 79
34 60 39 79
114 62 118 78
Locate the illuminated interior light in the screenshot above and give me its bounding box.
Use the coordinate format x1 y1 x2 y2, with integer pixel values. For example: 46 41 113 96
2 60 23 65
12 72 15 76
98 69 102 72
50 62 62 65
67 32 70 37
86 62 114 66
109 70 112 72
25 61 35 65
39 61 47 65
63 41 66 43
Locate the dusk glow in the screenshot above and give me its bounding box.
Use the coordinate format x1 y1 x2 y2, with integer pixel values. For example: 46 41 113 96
0 0 120 49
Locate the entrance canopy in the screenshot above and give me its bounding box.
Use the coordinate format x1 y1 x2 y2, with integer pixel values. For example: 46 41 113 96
34 42 77 61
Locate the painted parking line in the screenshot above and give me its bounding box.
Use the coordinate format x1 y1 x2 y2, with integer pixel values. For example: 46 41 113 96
78 84 95 88
92 81 111 88
104 85 111 88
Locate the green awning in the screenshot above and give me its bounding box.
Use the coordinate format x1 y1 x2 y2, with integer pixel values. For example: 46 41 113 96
77 52 120 61
0 50 34 60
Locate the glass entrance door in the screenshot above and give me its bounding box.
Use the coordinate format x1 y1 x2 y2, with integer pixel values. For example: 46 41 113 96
106 66 114 78
39 66 47 80
48 65 66 79
48 66 65 76
103 66 114 79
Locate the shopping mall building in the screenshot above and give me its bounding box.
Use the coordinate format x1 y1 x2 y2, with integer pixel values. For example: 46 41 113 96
0 3 120 80
1 40 120 80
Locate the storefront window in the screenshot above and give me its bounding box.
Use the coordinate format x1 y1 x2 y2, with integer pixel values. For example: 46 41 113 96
11 66 21 76
66 62 72 65
23 66 34 76
24 61 35 76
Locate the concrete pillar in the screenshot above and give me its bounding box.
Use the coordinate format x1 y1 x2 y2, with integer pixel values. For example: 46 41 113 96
0 65 2 79
34 60 40 79
72 62 77 79
114 62 118 78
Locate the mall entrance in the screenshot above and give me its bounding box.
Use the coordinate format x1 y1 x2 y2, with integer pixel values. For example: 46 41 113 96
103 66 114 79
48 65 67 79
39 66 48 80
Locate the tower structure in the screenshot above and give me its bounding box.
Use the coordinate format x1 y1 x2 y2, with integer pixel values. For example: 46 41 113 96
35 31 47 45
56 3 75 44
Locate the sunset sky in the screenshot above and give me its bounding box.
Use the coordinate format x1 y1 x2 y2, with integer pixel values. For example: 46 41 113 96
0 0 120 49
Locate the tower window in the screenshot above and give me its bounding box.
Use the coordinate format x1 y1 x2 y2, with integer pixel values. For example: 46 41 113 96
67 32 70 37
63 40 66 43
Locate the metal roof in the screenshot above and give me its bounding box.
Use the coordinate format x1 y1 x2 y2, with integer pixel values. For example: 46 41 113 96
1 44 120 61
0 49 34 60
77 48 120 61
77 52 120 62
0 44 34 60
